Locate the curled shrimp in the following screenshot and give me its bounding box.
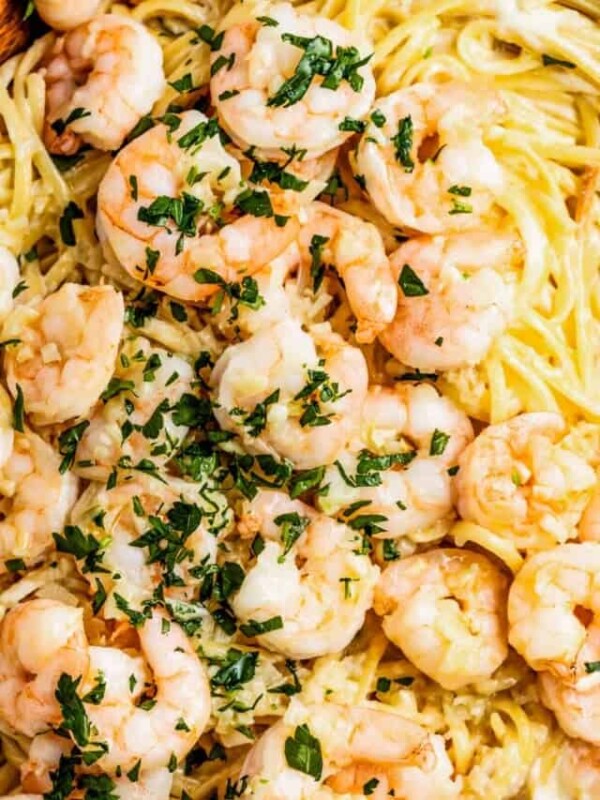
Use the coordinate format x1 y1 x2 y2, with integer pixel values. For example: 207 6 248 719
23 729 173 800
97 110 298 303
0 245 19 322
42 14 165 154
298 202 397 344
379 231 519 371
530 738 600 800
242 699 460 799
73 337 196 481
508 543 600 681
0 429 79 571
210 318 368 470
455 413 597 550
375 548 509 690
0 599 89 737
212 242 301 337
84 609 211 772
231 489 379 659
34 0 102 31
320 383 473 545
4 283 124 426
70 472 230 618
210 3 375 160
355 82 505 233
508 543 600 744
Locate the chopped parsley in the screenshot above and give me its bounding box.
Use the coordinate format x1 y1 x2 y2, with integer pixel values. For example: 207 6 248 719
240 616 284 637
13 384 25 432
308 234 329 292
398 263 429 296
58 421 90 474
429 428 450 456
267 33 371 108
391 115 414 172
284 724 323 780
59 202 84 247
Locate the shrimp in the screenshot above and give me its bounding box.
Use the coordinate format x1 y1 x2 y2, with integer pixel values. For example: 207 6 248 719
23 729 173 800
0 245 19 322
210 318 368 470
210 3 376 160
83 609 211 773
375 548 509 690
319 383 474 545
0 429 79 572
508 543 600 681
540 674 600 747
454 413 597 550
34 0 102 31
231 489 379 659
508 542 600 744
0 599 89 737
379 231 519 371
42 14 165 154
239 146 338 218
69 472 230 619
355 82 505 233
530 738 600 800
242 699 460 799
213 242 301 337
97 110 298 303
73 337 196 481
3 283 124 426
298 202 397 344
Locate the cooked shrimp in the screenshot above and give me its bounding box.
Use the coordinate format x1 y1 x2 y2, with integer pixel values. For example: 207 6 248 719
211 318 368 470
232 489 379 659
97 110 298 303
320 383 473 544
73 337 196 481
210 3 376 159
530 738 600 800
379 231 519 371
240 147 338 218
23 729 173 800
355 82 505 233
298 202 397 343
508 543 600 681
0 599 89 737
455 413 597 550
0 246 19 322
84 609 211 772
42 14 165 154
242 699 460 799
212 242 301 337
4 283 124 426
34 0 102 31
375 548 509 690
0 430 79 571
70 472 229 618
539 673 600 747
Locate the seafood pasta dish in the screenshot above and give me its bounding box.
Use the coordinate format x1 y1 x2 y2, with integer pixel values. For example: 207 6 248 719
0 0 598 797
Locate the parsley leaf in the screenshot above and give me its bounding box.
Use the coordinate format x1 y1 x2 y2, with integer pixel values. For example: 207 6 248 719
398 263 428 296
